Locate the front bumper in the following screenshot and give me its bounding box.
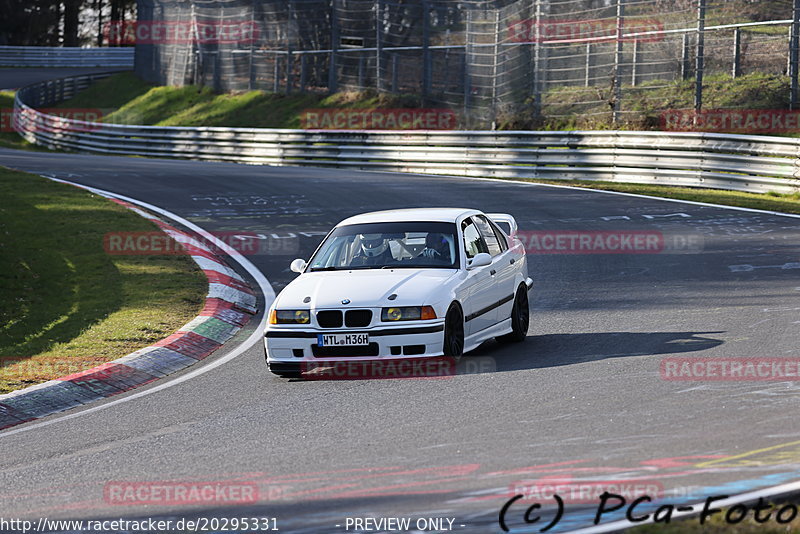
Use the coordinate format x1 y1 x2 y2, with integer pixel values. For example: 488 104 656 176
264 322 446 363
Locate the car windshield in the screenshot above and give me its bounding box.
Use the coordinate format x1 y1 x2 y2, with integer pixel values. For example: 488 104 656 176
308 222 459 271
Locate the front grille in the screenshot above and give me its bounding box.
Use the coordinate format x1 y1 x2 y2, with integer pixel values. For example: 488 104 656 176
317 310 343 328
312 342 380 357
345 310 372 327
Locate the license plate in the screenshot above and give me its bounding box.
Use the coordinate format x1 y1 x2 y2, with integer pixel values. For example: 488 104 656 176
317 333 369 346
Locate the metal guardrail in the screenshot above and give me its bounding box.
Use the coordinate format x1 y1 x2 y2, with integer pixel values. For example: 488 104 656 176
0 46 134 67
12 72 800 195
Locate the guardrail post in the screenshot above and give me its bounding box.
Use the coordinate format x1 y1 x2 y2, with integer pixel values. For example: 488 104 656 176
695 0 706 113
791 0 800 110
612 0 624 124
732 27 741 79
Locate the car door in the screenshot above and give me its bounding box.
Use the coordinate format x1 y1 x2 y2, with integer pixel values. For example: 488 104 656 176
460 217 498 335
474 214 516 324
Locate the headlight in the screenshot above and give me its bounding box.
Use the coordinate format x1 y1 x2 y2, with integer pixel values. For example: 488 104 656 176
381 306 437 321
269 309 311 324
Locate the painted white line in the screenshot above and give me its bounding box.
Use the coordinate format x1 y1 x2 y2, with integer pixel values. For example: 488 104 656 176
367 169 800 220
0 178 275 439
564 479 800 533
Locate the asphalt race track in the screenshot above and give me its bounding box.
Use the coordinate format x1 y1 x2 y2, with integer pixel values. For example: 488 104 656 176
1 71 800 533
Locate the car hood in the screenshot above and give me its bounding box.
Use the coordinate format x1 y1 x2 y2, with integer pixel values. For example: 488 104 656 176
275 269 458 309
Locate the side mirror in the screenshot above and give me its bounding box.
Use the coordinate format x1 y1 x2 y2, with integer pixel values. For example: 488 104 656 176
467 252 492 270
289 258 307 273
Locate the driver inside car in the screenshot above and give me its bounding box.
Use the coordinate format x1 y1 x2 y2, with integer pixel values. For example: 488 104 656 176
419 232 452 263
350 234 396 266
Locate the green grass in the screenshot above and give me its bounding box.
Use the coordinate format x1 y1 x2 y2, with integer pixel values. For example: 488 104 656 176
0 167 207 394
498 73 794 132
55 72 424 129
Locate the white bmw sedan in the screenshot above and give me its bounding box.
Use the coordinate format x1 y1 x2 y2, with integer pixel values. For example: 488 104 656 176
264 208 533 378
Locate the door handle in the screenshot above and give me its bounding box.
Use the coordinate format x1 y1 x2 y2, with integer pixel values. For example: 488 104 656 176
490 269 496 275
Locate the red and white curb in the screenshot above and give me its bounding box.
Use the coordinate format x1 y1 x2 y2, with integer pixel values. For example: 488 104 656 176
0 197 258 430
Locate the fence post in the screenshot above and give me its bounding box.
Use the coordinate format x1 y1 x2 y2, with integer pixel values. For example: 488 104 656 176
329 0 339 93
612 0 625 124
732 27 741 78
681 32 690 80
273 53 279 93
695 0 706 112
248 0 257 91
286 1 295 94
584 43 592 87
300 53 308 92
422 0 432 100
631 39 639 87
791 0 800 109
464 9 472 122
376 0 383 91
532 0 542 118
391 54 398 92
492 9 501 124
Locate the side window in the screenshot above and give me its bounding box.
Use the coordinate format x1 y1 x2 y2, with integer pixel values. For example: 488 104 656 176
487 218 508 252
474 215 504 256
461 218 488 259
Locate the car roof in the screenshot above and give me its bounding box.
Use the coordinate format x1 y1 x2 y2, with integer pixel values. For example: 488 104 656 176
337 208 481 226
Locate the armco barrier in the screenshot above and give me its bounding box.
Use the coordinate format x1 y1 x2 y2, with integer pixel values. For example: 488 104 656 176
12 73 800 195
0 46 134 67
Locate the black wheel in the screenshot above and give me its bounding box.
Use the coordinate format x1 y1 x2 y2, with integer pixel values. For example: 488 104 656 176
499 285 529 343
443 303 465 359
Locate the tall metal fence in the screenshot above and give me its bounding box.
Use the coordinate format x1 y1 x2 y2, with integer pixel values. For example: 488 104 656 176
134 0 800 128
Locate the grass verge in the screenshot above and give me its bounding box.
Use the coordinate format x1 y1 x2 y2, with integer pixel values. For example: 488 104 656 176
0 167 207 394
55 72 423 128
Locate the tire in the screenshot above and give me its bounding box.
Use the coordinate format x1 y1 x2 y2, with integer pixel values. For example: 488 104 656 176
499 285 529 343
443 303 465 360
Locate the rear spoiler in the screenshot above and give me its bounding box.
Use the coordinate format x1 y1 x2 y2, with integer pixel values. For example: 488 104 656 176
487 213 518 236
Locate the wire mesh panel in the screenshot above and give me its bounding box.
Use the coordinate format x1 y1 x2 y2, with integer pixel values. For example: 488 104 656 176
135 0 798 129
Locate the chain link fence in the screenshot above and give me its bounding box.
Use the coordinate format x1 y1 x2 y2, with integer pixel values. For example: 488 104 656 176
134 0 800 129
